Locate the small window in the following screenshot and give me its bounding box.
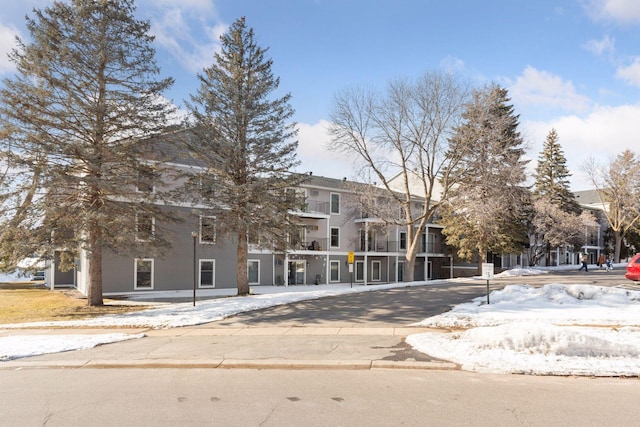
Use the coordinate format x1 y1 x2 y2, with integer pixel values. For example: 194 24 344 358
330 260 340 282
134 258 153 289
330 227 340 248
330 193 340 214
399 231 407 250
136 212 154 241
200 176 215 200
199 259 215 288
200 216 215 244
136 165 155 193
248 260 260 284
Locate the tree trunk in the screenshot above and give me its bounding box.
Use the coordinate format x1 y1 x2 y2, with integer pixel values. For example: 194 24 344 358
236 230 249 296
614 230 623 263
87 224 103 306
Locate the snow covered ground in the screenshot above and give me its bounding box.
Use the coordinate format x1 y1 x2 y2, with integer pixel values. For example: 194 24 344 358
2 265 640 377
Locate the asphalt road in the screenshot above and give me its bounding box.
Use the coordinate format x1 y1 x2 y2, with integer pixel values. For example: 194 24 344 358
213 268 634 327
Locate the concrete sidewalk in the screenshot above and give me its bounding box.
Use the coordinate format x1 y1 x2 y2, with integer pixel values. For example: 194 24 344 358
0 325 458 371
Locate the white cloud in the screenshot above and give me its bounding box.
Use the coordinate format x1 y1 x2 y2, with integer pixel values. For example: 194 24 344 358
523 103 640 190
583 34 615 56
439 55 465 73
616 57 640 87
586 0 640 24
142 1 224 74
294 120 358 180
0 22 20 74
508 66 592 114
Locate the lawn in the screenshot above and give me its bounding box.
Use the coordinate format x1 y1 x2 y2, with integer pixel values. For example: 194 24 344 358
0 282 146 324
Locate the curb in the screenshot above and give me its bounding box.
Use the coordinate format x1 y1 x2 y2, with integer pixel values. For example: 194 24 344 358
1 358 459 371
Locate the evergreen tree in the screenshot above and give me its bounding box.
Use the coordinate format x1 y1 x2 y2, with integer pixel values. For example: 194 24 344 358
0 0 177 306
184 17 304 296
533 129 580 213
440 84 530 269
529 129 582 265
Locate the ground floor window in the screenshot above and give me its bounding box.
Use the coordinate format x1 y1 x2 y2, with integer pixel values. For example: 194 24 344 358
372 260 381 281
199 259 215 288
248 260 260 284
355 260 364 282
330 260 340 282
134 258 154 290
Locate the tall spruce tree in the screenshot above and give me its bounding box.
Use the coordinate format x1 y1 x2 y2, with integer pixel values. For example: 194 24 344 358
184 17 304 296
533 129 580 213
529 129 582 265
440 84 530 269
0 0 177 306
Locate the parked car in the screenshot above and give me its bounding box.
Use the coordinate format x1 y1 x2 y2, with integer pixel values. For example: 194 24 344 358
625 254 640 282
31 271 45 281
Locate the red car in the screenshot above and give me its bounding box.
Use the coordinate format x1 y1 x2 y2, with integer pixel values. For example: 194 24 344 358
625 253 640 281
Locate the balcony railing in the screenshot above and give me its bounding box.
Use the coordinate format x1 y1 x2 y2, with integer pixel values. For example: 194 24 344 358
355 240 444 253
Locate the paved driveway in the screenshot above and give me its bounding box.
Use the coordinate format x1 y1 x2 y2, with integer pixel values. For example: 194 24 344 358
212 269 634 328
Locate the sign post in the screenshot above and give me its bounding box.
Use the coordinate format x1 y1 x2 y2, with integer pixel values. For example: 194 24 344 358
481 263 494 304
347 251 355 288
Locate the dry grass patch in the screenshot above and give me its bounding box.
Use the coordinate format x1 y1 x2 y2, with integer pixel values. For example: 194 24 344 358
0 282 147 325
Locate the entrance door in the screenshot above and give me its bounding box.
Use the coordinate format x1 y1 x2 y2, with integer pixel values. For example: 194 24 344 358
288 261 305 285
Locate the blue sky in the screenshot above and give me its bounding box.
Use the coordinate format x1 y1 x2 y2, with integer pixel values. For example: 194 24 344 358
2 1 640 190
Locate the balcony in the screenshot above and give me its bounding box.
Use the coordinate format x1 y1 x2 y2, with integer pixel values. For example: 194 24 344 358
290 238 328 251
290 199 330 219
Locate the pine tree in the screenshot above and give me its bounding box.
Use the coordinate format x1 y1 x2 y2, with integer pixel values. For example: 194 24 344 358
184 17 304 296
440 84 530 269
0 0 177 306
533 129 580 213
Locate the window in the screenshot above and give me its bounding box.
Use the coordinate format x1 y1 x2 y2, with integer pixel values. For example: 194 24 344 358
330 260 340 282
355 261 364 281
136 165 155 193
330 227 340 248
200 176 215 200
199 259 215 288
134 258 153 289
372 261 381 281
330 193 340 214
399 231 407 250
136 212 154 241
200 216 215 243
248 260 260 284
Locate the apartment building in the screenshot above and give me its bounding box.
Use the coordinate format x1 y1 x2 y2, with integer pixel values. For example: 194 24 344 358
46 162 450 296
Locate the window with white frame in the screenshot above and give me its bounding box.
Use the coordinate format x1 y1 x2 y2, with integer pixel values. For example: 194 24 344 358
330 227 340 248
134 258 153 289
199 259 215 288
330 193 340 214
200 215 215 244
247 260 260 284
355 260 364 281
136 212 154 241
371 260 381 281
399 231 407 250
330 260 340 282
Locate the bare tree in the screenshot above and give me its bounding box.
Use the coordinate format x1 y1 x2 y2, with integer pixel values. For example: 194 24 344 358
328 71 470 281
528 199 590 266
583 149 640 261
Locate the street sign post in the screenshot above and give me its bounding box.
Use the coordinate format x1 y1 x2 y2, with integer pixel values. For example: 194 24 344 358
348 251 355 288
482 263 494 304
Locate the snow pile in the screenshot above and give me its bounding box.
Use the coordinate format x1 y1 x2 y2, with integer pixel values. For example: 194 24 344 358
0 333 144 361
407 284 640 376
